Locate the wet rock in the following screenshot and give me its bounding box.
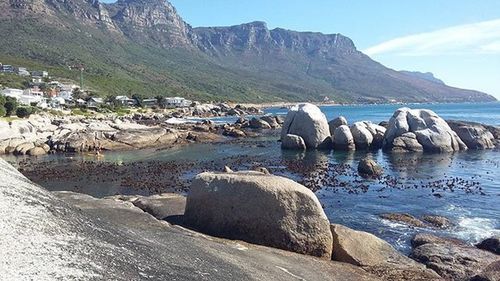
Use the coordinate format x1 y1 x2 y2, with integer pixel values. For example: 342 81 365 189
384 108 467 152
333 125 355 151
281 103 331 149
421 215 453 229
329 116 348 135
184 171 333 258
275 115 285 125
130 194 186 220
14 142 35 155
447 120 496 149
281 134 306 150
358 158 383 177
411 233 499 281
331 224 442 281
380 213 425 228
224 128 246 138
476 237 500 255
249 118 271 129
411 233 467 248
27 146 47 156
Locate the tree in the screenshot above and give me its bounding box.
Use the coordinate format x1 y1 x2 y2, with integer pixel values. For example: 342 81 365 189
16 107 33 118
4 97 18 117
0 95 6 117
132 94 145 107
155 95 166 109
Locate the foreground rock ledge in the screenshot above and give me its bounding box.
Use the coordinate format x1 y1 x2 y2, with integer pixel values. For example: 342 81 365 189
0 158 379 280
184 171 334 258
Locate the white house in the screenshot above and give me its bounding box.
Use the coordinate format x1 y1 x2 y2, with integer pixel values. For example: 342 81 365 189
115 95 137 106
1 88 24 99
165 97 192 108
1 88 45 105
17 67 30 76
86 97 103 108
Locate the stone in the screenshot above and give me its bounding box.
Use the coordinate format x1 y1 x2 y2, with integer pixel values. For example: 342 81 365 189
447 120 496 150
470 261 500 281
332 125 355 151
14 142 35 155
476 237 500 255
421 215 453 229
329 116 348 135
249 117 272 129
260 116 279 128
253 167 271 174
351 122 374 150
384 108 467 153
184 171 333 258
223 166 234 173
358 158 383 177
411 233 466 248
331 224 442 281
389 132 424 152
411 233 500 281
281 134 306 150
224 128 246 138
363 122 386 149
281 103 331 149
27 147 47 156
130 194 187 220
379 213 425 228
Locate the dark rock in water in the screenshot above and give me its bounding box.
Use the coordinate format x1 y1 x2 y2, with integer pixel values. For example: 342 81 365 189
421 215 453 229
281 134 306 150
184 171 334 258
470 261 500 281
358 158 383 177
411 233 467 248
330 224 442 281
476 237 500 255
410 233 500 281
447 120 496 149
329 116 348 135
380 213 425 228
260 116 279 128
0 158 379 280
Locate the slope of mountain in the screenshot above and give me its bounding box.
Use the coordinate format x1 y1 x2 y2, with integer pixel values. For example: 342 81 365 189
399 71 445 85
0 0 496 103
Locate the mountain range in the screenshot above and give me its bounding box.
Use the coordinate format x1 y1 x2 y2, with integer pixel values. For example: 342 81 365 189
0 0 496 103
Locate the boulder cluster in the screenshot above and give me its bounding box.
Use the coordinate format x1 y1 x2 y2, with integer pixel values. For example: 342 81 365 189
280 103 500 153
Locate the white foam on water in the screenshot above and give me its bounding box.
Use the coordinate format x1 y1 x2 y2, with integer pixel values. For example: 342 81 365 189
455 217 500 243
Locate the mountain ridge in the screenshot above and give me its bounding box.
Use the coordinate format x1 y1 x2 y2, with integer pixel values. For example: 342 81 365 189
0 0 496 103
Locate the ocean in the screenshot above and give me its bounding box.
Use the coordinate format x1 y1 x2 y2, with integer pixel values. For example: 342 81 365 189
3 102 499 252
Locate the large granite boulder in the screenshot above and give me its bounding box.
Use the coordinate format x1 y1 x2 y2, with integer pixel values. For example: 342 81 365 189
332 125 355 151
384 108 467 152
249 117 272 129
184 171 333 258
281 134 307 150
281 103 331 149
260 116 280 128
447 120 496 149
351 122 374 150
411 233 500 281
331 224 442 281
390 132 424 152
329 116 348 135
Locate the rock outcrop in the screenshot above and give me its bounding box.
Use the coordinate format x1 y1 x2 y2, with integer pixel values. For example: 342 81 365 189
330 224 442 281
447 120 497 149
0 158 381 281
411 233 500 281
384 108 467 152
184 171 333 258
329 116 348 135
281 103 331 149
281 134 306 150
476 237 500 255
332 125 355 151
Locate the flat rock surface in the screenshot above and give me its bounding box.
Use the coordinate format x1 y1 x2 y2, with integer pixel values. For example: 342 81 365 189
0 158 378 280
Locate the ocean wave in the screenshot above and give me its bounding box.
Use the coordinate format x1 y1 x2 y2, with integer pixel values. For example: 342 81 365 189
455 217 500 243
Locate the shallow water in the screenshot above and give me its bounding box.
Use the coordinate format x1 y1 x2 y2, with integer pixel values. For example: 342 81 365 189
3 102 499 252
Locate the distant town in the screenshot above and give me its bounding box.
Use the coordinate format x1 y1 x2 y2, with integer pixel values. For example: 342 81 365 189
0 62 193 118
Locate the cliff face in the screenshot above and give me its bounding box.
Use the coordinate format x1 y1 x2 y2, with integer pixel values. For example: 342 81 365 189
0 0 496 102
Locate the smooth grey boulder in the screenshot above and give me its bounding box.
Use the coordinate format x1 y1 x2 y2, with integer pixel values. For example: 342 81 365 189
331 224 442 281
351 122 374 150
333 125 355 151
447 120 496 149
384 108 467 152
27 146 47 156
260 116 279 128
363 122 386 149
411 233 500 281
281 134 306 150
0 158 379 281
388 132 424 152
281 103 331 149
329 116 348 135
14 142 35 155
184 171 333 258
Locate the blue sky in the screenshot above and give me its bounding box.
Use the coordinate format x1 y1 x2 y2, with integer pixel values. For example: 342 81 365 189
109 0 500 99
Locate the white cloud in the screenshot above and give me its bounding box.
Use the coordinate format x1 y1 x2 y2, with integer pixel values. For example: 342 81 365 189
364 19 500 56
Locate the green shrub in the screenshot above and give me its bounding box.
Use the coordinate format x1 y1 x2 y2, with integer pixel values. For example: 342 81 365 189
16 106 33 118
4 97 18 117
